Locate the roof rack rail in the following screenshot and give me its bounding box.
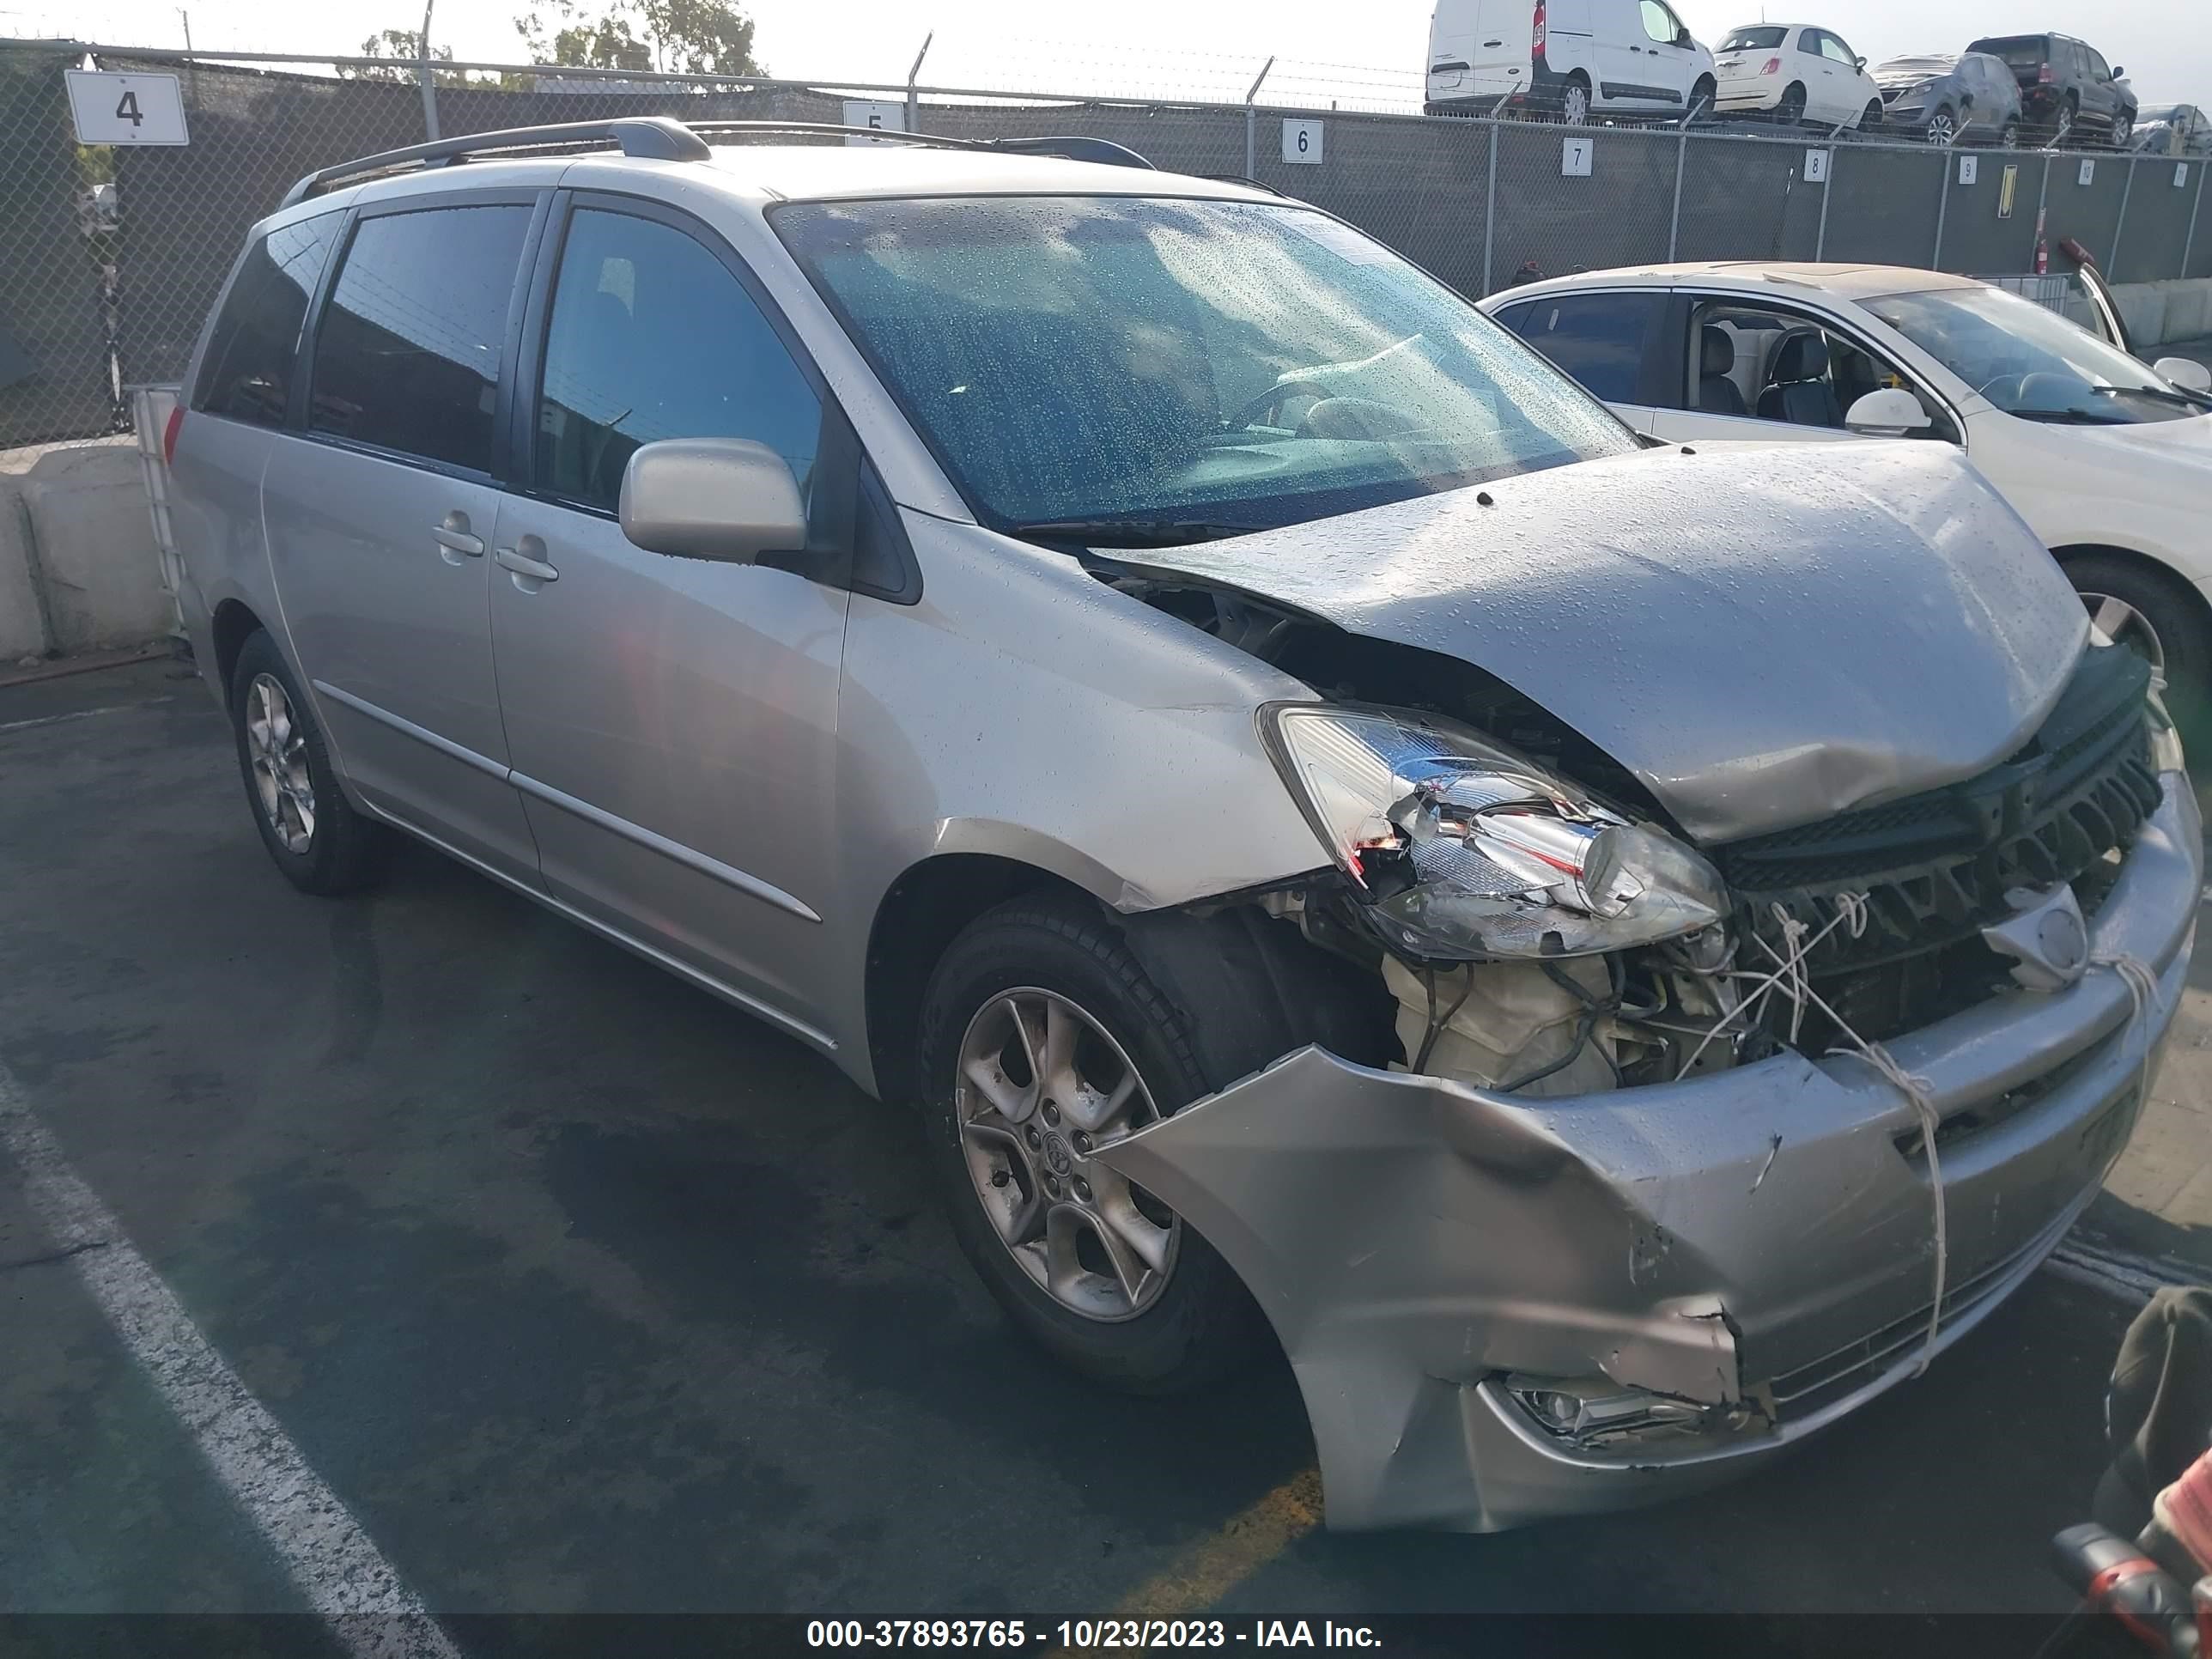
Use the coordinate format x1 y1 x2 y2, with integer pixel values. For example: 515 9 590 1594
686 121 1152 167
1200 173 1286 196
279 115 709 207
279 116 1158 208
984 136 1155 169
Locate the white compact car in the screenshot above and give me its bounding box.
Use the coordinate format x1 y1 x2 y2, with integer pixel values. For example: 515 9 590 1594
1426 0 1716 125
1713 22 1883 129
1484 262 2212 715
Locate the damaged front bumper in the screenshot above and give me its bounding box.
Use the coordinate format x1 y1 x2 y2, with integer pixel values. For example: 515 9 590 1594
1096 775 2202 1532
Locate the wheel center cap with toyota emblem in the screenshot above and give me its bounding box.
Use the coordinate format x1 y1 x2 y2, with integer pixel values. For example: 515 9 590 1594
1042 1129 1075 1177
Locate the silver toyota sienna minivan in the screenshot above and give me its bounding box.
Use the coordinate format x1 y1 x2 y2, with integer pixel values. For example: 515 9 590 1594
167 116 2200 1533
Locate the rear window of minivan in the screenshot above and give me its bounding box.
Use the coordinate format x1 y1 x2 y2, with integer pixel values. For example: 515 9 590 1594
192 212 342 427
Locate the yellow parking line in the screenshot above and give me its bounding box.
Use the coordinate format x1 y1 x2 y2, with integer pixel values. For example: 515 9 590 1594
1106 1467 1326 1621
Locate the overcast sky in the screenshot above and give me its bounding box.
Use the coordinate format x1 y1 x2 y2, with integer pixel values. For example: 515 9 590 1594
10 0 2209 106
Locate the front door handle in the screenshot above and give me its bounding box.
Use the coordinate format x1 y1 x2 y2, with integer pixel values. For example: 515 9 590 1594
495 542 560 585
434 512 484 563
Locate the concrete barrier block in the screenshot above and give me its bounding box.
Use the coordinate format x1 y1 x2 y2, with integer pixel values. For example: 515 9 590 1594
2113 286 2170 349
16 442 171 654
2155 281 2211 343
0 478 49 661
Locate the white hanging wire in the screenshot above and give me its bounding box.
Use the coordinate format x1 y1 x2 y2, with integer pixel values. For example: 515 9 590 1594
1677 894 2160 1378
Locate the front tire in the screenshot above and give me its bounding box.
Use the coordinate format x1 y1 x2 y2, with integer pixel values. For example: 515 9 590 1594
919 896 1267 1394
1926 106 1958 146
1861 98 1883 133
2064 554 2212 733
228 630 385 895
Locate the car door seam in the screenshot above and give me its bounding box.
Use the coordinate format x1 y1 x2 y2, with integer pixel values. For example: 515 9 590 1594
506 769 825 925
310 678 512 781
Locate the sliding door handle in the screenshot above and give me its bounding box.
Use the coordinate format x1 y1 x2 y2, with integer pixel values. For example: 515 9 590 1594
434 511 484 563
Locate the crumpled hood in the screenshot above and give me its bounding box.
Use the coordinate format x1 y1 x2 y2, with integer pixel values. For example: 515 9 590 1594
1122 441 2087 843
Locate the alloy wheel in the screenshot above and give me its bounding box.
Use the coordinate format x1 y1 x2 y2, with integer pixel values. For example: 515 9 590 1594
954 988 1179 1322
1927 111 1957 146
245 672 316 854
2082 592 2168 689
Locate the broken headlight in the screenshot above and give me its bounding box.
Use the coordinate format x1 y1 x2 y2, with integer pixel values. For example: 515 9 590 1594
1261 703 1728 962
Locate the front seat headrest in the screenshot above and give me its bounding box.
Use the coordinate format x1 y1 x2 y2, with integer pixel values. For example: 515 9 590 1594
1701 325 1735 376
1772 331 1831 383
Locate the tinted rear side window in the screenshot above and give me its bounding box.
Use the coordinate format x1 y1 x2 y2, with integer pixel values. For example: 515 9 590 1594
1504 293 1657 403
309 204 532 473
193 213 341 425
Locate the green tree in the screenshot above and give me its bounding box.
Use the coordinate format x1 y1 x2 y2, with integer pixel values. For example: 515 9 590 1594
513 0 763 76
342 28 473 86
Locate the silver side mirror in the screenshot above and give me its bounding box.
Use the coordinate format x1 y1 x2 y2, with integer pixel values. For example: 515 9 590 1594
618 437 807 564
2153 356 2212 395
1844 387 1934 436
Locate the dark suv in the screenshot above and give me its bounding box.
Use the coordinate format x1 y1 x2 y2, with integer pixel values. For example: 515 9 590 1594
1967 33 2136 146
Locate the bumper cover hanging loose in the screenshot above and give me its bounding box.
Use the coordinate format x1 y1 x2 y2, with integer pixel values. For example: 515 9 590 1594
1094 776 2202 1532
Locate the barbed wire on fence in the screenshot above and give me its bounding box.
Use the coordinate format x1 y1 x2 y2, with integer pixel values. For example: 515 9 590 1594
1 38 2207 451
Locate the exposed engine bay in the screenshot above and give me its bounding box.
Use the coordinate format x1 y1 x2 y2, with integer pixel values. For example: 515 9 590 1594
1107 562 2166 1100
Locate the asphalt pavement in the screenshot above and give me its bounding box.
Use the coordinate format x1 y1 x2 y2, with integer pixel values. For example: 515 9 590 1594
0 656 2202 1632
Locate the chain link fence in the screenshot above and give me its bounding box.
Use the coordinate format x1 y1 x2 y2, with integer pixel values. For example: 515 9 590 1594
5 39 2209 450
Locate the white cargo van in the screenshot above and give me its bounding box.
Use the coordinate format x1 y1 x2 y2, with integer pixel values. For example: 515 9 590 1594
1425 0 1716 123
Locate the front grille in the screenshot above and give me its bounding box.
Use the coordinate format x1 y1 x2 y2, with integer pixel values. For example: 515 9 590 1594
1760 1212 2065 1420
1709 646 2160 1044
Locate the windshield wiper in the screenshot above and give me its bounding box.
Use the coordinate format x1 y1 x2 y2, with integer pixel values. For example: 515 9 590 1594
2008 408 2136 426
2087 382 2212 411
1008 518 1264 548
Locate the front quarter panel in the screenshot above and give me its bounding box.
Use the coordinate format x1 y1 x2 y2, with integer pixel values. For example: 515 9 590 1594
1965 412 2212 586
823 513 1333 1053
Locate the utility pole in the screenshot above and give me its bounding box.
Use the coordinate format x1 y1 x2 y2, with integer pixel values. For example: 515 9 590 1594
1243 55 1273 180
906 32 931 133
417 0 440 141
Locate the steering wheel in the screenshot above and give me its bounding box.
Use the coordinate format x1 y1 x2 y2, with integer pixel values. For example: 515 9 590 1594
1978 374 2027 404
1293 397 1429 441
1231 379 1334 430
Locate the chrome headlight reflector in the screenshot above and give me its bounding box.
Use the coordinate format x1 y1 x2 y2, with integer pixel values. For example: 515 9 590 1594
2148 687 2187 775
1262 704 1728 962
